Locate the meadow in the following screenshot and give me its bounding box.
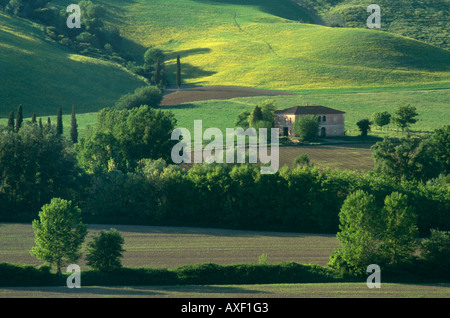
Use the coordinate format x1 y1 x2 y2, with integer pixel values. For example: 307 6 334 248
2 0 450 121
0 11 146 118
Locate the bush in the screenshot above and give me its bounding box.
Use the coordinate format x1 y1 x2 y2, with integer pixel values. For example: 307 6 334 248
114 86 163 110
294 115 319 141
85 229 125 272
419 229 450 276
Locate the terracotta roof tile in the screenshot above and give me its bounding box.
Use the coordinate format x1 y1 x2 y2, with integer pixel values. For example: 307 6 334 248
275 105 345 115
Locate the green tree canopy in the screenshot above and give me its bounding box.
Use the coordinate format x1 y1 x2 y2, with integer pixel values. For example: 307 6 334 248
0 123 82 214
392 104 419 132
30 198 87 275
356 118 372 137
329 190 418 276
114 85 163 110
294 115 319 141
86 228 125 272
75 105 177 172
372 111 391 130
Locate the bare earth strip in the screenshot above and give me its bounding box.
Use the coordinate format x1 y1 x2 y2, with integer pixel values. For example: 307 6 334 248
161 86 295 106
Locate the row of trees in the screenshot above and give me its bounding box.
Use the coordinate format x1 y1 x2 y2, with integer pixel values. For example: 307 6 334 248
6 104 79 143
357 104 419 137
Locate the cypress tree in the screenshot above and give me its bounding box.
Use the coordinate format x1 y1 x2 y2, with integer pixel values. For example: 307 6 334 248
7 111 14 131
47 117 51 128
38 118 43 130
16 104 23 132
70 106 78 144
176 55 181 89
251 105 263 125
31 113 36 124
56 107 63 135
153 57 161 86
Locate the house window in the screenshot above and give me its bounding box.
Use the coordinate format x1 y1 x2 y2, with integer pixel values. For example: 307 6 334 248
322 116 327 122
333 116 337 123
334 129 337 135
318 116 321 122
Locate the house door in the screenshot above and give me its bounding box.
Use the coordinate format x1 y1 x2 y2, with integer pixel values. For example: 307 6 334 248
321 127 326 137
283 127 289 137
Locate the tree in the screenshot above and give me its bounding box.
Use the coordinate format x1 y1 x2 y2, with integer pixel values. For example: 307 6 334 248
372 135 444 182
176 55 181 89
234 110 251 129
294 115 319 141
7 111 14 131
70 106 78 144
30 198 87 275
16 104 23 132
356 118 372 137
372 111 391 130
56 107 63 135
392 104 419 132
328 190 384 275
329 190 420 275
31 113 36 124
144 47 164 66
259 99 276 126
381 192 418 265
76 105 177 172
153 57 161 86
249 106 263 127
0 123 83 213
427 124 450 175
419 229 450 273
86 228 125 272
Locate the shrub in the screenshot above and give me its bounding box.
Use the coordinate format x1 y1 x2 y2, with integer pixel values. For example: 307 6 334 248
294 115 319 141
419 229 450 275
114 85 163 110
85 229 125 272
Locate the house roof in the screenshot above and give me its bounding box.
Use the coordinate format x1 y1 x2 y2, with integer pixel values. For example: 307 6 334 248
274 105 345 115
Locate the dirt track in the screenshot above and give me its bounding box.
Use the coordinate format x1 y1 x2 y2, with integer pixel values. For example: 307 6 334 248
161 86 295 106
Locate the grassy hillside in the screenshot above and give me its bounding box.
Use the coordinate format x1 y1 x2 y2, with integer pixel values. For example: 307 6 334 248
53 0 450 91
0 11 146 118
294 0 450 51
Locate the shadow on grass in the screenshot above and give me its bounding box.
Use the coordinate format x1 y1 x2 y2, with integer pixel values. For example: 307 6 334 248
192 0 314 23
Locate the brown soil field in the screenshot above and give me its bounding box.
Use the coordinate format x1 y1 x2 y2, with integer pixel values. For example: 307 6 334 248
161 85 295 106
0 223 339 270
278 143 374 172
1 283 449 298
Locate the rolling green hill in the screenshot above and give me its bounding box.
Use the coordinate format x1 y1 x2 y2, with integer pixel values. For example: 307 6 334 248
1 0 449 120
292 0 450 51
0 11 146 118
52 0 450 91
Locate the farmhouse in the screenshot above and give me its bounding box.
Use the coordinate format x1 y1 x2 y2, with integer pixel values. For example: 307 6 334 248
274 105 345 137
